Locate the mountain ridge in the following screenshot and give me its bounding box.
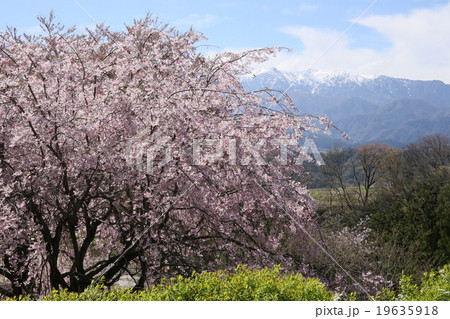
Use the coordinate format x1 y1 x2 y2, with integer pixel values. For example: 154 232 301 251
242 68 450 148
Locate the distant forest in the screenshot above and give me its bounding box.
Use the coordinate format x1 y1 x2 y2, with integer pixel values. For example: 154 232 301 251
301 133 450 290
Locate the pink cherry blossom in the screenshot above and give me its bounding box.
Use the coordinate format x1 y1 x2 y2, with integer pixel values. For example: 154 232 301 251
0 14 331 298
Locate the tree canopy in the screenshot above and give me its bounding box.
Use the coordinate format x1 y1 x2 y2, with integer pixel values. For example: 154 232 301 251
0 14 331 297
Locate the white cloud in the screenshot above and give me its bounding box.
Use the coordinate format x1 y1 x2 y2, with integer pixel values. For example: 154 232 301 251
356 3 450 79
266 2 450 83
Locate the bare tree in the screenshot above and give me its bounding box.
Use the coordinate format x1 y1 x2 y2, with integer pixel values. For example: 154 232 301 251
320 147 355 209
352 143 390 207
404 134 450 180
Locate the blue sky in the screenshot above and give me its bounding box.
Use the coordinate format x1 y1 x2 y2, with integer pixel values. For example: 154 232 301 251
2 0 450 82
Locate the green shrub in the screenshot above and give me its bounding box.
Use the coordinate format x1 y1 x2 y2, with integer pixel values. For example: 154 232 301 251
10 264 450 301
397 264 450 301
373 264 450 301
43 265 334 301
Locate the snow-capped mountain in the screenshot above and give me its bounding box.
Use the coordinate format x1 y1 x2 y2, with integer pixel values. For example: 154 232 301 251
242 68 450 147
246 68 376 88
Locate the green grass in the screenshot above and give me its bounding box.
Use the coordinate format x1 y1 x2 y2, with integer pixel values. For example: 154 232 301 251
309 186 381 205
